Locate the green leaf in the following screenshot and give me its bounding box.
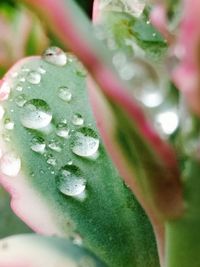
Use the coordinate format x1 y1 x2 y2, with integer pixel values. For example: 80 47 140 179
0 53 159 267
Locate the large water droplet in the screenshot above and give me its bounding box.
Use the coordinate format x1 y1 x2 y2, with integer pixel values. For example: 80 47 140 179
31 136 46 154
43 47 67 66
15 94 27 107
0 152 21 176
56 122 70 139
58 86 72 102
20 99 52 129
56 165 86 196
72 127 99 157
4 118 14 130
72 113 84 126
27 71 41 85
155 109 179 135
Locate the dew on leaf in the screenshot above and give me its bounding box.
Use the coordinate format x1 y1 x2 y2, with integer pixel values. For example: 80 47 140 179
15 94 27 107
43 47 67 66
20 99 52 129
56 122 70 139
58 86 72 102
48 139 62 152
27 71 41 85
31 136 46 154
72 113 84 126
71 127 99 157
56 165 86 197
4 118 14 130
46 154 57 166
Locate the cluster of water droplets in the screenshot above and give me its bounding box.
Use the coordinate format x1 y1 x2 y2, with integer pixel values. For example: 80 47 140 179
0 47 100 199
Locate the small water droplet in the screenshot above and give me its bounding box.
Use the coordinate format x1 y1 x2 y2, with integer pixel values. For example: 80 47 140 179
19 77 26 83
70 232 83 246
27 71 41 85
56 122 70 138
15 85 23 92
43 47 67 66
146 20 150 24
31 136 46 154
76 62 87 77
58 86 72 102
112 52 127 68
20 99 52 129
119 62 135 80
47 154 57 166
155 109 179 135
4 118 14 130
152 32 156 37
56 165 86 196
38 66 46 74
72 113 84 126
71 127 99 157
0 152 21 177
67 160 73 165
40 169 45 174
48 139 62 152
15 94 27 107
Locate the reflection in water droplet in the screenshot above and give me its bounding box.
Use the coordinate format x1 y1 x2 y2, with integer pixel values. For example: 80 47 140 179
15 94 27 107
31 136 46 154
20 99 52 129
58 86 72 102
27 71 41 85
0 152 21 176
48 139 62 152
155 109 179 135
4 118 14 130
56 122 70 139
56 165 86 196
72 113 84 126
72 127 99 157
43 47 67 66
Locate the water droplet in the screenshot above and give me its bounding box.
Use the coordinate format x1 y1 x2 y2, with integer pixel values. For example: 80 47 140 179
47 154 57 166
20 99 52 129
56 165 86 196
155 109 179 135
71 127 99 157
48 139 62 152
128 59 164 107
31 136 46 154
15 94 27 107
112 52 127 68
15 85 23 92
72 113 84 126
43 47 67 66
70 232 83 246
19 77 26 83
0 106 5 120
58 86 72 102
146 20 150 24
56 122 70 138
4 118 14 130
38 66 46 74
67 160 73 165
0 152 21 177
27 71 41 85
76 62 87 77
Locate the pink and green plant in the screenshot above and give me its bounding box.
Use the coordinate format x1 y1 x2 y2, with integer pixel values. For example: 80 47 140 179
0 1 199 267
